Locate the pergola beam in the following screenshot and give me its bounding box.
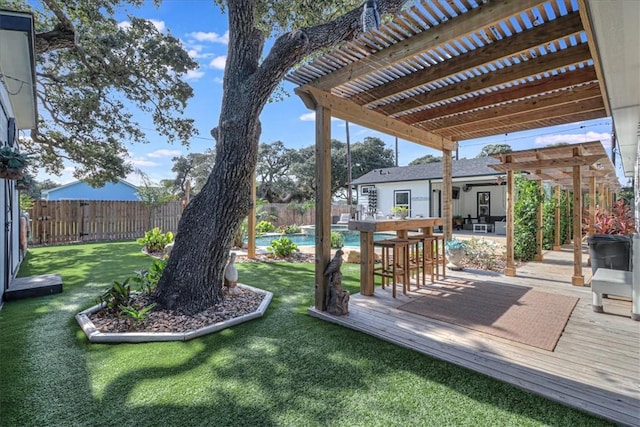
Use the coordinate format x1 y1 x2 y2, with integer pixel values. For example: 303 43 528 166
296 85 456 151
430 87 603 134
403 66 598 125
360 11 584 104
378 43 592 116
312 0 545 91
490 154 609 172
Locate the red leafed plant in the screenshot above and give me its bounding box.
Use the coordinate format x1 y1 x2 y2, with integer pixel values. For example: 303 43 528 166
585 199 636 235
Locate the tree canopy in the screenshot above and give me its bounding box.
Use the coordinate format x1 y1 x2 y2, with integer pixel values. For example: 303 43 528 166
476 144 512 158
1 0 198 186
409 154 441 165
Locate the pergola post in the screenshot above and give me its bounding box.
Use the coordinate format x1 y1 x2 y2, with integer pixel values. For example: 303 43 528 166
505 164 516 277
588 175 596 236
565 189 572 244
442 149 452 241
553 185 562 250
571 152 584 286
598 181 605 213
534 177 544 261
248 174 256 258
314 105 332 310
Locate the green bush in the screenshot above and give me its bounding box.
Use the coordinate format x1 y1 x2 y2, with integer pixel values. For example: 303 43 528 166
330 231 345 248
267 236 299 258
513 175 542 261
99 278 131 312
277 224 302 234
256 220 275 233
542 195 556 250
136 227 174 253
131 259 167 296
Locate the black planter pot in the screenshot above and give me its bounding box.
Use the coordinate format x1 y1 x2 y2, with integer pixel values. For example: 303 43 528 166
587 234 632 274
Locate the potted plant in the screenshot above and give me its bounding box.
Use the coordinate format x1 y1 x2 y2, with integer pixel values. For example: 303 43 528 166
391 206 409 219
586 199 636 273
0 146 28 180
445 238 466 270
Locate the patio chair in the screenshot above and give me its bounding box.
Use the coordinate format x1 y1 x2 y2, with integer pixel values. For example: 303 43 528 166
337 213 351 224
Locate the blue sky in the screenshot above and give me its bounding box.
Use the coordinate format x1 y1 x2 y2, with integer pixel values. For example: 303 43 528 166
37 0 628 187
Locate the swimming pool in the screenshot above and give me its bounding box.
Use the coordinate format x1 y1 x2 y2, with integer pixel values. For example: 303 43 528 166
251 230 395 247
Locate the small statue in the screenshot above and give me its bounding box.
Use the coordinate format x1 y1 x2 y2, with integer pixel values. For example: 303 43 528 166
323 249 349 316
224 252 239 295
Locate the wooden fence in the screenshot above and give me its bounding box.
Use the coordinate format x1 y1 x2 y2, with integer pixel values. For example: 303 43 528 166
27 200 182 246
26 200 352 246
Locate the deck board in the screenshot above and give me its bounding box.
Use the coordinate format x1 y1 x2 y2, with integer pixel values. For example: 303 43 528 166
309 247 640 426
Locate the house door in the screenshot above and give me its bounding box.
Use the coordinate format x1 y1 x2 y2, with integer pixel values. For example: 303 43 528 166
431 189 442 218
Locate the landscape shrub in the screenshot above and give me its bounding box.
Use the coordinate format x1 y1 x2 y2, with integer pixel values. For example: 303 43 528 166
256 220 275 233
131 259 167 296
330 231 345 248
277 224 301 234
267 236 299 258
464 237 499 270
137 227 174 253
513 175 542 261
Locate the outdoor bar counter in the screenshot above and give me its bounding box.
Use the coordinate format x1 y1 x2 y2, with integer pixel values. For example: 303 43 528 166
348 217 444 296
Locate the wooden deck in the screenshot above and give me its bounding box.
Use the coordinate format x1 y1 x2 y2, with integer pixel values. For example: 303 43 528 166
309 247 640 426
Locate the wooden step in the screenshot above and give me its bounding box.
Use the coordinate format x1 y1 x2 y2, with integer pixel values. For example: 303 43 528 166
6 274 63 300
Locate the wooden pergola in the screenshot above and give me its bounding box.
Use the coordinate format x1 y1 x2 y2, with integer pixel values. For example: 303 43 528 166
489 141 619 286
285 0 618 310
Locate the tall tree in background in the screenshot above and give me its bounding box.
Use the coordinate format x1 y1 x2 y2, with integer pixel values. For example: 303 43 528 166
170 149 216 197
157 0 407 313
1 0 198 186
256 141 298 202
409 154 441 165
476 144 512 158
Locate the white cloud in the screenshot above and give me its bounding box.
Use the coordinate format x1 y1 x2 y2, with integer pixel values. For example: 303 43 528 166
213 77 224 84
188 30 229 44
130 158 160 167
534 131 611 147
299 112 339 122
185 69 205 81
209 55 227 70
299 112 316 121
149 19 166 33
117 19 166 33
147 149 182 158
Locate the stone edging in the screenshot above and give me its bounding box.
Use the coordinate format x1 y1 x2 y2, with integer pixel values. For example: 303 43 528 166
76 283 273 343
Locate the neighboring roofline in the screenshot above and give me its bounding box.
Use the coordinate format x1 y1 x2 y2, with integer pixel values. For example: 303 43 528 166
42 179 139 195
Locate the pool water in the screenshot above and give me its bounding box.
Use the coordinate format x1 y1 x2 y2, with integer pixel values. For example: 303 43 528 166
252 230 395 247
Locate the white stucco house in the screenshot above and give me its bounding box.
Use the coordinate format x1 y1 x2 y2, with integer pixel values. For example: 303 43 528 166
0 10 38 306
351 157 508 231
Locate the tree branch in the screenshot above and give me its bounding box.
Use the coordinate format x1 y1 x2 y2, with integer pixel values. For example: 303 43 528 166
253 0 408 98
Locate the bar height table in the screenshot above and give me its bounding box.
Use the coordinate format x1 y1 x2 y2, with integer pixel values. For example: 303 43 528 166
348 217 444 296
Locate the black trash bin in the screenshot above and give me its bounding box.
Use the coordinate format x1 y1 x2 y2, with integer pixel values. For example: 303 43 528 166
587 234 632 274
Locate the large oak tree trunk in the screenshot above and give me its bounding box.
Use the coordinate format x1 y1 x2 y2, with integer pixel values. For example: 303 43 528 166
153 2 266 313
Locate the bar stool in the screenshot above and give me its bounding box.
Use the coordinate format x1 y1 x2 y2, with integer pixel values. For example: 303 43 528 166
413 234 446 282
387 237 422 291
373 238 409 297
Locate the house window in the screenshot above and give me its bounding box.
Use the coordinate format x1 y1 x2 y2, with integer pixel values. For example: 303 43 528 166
394 190 410 212
361 185 374 195
477 191 490 218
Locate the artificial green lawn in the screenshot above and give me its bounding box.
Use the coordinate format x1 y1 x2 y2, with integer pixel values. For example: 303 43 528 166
0 242 613 426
